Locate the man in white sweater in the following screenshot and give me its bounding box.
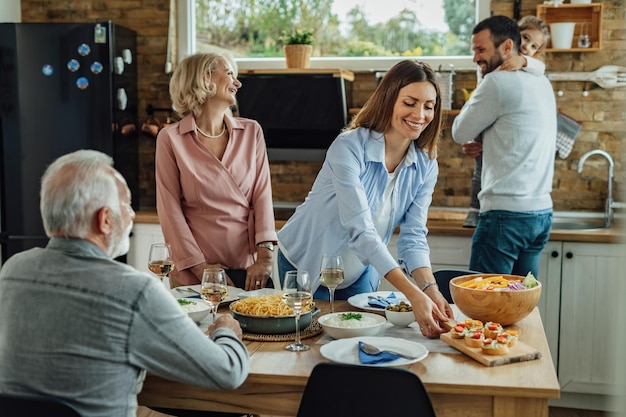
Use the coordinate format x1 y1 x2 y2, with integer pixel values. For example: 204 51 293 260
452 15 556 277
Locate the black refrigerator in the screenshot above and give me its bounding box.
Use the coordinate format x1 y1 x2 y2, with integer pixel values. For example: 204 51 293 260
0 22 139 264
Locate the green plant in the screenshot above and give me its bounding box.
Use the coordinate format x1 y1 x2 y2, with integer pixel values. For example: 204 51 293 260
281 29 314 45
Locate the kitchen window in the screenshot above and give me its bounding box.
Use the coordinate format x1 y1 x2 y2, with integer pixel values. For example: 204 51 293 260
177 0 489 71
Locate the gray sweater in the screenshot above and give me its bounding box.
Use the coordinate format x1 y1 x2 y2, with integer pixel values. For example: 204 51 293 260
0 238 249 417
452 69 556 213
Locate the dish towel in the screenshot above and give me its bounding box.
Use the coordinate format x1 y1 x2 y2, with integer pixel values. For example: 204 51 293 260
358 341 400 364
367 292 397 309
556 113 582 159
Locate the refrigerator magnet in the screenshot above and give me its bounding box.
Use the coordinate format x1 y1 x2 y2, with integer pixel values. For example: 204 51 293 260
94 23 107 44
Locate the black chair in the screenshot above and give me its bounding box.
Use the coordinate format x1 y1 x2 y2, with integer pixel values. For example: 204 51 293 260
0 394 81 417
296 362 436 417
433 269 481 303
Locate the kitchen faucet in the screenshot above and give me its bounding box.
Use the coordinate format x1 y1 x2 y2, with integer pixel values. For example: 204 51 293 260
577 149 624 228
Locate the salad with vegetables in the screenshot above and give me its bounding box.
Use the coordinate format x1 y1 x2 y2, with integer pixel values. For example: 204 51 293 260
459 272 539 291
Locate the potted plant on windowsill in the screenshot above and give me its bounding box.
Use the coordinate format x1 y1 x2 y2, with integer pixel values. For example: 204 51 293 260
282 29 314 69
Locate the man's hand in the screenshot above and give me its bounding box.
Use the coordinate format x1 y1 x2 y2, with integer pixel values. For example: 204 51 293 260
462 141 483 158
206 314 243 340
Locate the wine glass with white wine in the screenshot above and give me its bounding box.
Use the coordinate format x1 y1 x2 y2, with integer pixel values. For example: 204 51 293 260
148 243 174 285
282 270 313 352
200 268 228 322
319 254 344 313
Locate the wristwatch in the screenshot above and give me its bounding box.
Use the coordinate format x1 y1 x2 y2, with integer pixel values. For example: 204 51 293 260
256 242 274 251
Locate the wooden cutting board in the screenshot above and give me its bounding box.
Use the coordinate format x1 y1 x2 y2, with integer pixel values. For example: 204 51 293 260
439 320 541 366
440 332 541 367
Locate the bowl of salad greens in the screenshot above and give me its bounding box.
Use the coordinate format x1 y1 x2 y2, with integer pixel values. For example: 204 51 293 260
450 272 541 326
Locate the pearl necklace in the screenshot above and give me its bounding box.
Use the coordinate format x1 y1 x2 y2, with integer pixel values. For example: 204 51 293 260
196 123 226 139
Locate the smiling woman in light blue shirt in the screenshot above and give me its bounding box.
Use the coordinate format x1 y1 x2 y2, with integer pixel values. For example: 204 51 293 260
277 60 453 338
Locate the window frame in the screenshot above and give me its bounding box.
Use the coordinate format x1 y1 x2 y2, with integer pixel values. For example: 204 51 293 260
178 0 490 71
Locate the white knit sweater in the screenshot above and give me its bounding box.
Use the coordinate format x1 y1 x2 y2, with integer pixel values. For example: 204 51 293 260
452 69 556 213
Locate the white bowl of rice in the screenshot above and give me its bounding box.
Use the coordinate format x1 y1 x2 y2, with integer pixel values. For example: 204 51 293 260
177 298 211 323
318 311 386 339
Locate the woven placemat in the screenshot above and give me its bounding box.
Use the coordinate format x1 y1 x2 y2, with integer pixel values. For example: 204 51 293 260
243 319 322 341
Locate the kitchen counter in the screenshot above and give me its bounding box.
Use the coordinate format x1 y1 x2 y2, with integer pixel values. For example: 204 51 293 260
135 209 624 244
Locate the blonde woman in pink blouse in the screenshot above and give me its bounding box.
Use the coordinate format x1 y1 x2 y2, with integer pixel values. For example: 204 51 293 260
156 52 277 290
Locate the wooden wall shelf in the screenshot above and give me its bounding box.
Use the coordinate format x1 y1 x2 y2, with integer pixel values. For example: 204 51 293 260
537 3 603 52
239 68 355 81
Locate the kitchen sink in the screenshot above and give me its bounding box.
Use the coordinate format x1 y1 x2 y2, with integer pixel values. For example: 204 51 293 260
551 214 607 231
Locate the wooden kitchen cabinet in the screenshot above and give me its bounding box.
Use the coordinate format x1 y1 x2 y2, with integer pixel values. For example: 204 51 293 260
558 242 626 399
537 241 563 368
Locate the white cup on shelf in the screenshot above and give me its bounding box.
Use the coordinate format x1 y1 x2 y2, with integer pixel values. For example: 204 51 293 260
550 22 576 49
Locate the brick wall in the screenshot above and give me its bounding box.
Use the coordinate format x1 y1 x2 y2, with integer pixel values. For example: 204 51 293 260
21 0 625 212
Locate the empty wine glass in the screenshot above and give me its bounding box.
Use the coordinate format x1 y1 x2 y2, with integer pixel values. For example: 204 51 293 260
282 270 313 352
319 254 344 313
200 268 228 322
148 243 174 285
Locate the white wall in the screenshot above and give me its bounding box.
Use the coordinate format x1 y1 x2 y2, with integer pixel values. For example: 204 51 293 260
0 0 20 22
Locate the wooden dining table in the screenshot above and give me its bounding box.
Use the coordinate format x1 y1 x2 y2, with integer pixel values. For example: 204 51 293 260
138 299 560 417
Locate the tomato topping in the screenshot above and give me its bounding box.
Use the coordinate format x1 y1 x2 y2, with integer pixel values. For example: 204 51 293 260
454 325 465 333
483 338 493 345
488 323 500 330
471 331 482 339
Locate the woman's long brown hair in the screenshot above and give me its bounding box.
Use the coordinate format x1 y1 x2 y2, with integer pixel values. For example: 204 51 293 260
348 60 442 159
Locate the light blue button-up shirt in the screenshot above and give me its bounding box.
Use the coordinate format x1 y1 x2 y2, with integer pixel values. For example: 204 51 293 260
278 127 438 294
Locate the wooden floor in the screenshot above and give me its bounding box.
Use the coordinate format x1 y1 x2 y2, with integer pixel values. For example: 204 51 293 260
137 406 607 417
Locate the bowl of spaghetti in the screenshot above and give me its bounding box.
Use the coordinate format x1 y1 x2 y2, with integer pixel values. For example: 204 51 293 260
229 294 319 334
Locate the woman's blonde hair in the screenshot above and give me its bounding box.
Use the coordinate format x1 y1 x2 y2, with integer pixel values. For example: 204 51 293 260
518 15 550 60
348 60 442 159
169 51 238 118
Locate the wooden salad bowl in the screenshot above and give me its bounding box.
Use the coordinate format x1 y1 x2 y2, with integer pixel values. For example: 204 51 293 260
449 274 542 326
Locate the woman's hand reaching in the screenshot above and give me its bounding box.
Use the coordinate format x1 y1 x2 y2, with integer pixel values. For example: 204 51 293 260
386 267 450 339
409 290 449 339
423 285 454 330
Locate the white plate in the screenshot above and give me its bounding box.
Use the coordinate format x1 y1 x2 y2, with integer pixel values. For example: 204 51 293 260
172 285 242 304
320 336 428 367
347 291 409 312
237 288 281 299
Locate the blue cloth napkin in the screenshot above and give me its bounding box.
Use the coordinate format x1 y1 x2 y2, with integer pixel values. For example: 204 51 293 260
367 292 397 309
358 341 400 364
